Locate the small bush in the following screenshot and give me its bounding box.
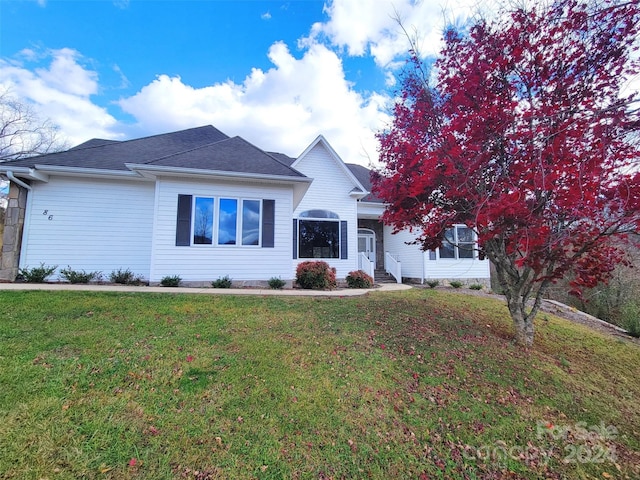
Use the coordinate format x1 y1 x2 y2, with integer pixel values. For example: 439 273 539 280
449 280 463 288
160 275 182 287
60 266 101 284
469 284 483 290
212 275 232 288
109 268 144 285
345 270 374 289
268 277 286 289
19 263 58 283
426 279 439 289
621 302 640 338
295 261 337 290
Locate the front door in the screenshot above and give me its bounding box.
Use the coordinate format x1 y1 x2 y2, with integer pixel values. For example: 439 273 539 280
358 229 376 269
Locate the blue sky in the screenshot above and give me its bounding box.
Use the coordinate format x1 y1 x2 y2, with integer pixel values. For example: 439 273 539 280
0 0 481 164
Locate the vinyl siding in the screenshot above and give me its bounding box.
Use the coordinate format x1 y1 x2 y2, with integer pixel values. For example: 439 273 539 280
20 176 155 280
292 142 359 279
150 178 293 282
383 226 490 281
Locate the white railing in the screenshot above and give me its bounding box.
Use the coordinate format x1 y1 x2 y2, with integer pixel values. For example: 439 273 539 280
358 252 375 280
384 252 402 284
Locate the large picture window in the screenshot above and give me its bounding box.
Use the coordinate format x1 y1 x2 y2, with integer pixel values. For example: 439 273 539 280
295 210 347 260
299 219 340 258
175 195 274 248
438 225 476 259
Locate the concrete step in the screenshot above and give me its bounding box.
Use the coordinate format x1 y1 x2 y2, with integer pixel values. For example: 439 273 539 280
374 271 397 284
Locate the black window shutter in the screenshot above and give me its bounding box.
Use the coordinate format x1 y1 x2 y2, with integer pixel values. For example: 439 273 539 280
340 220 348 259
175 195 192 246
262 199 275 248
292 219 298 259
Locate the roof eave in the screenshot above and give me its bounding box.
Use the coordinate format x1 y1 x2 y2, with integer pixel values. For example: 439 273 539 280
127 163 312 209
33 164 143 181
126 163 312 183
0 166 50 183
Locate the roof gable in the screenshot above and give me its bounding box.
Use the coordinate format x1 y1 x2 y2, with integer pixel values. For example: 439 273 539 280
291 135 368 196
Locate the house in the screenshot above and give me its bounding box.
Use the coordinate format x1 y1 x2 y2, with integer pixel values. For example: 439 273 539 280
0 126 490 286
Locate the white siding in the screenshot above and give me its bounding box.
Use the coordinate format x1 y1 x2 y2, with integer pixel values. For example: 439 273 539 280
383 226 490 281
383 227 426 279
150 178 294 283
21 176 155 280
292 143 359 279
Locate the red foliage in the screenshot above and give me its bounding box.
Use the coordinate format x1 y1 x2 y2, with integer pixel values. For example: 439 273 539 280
374 0 640 296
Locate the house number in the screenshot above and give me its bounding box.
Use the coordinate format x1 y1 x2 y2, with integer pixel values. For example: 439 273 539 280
48 215 53 220
42 210 48 215
42 210 53 220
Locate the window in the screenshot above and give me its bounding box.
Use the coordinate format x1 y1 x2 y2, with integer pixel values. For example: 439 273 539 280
437 226 476 259
218 198 238 245
242 200 261 246
299 220 340 258
294 211 348 259
193 197 214 245
175 195 274 248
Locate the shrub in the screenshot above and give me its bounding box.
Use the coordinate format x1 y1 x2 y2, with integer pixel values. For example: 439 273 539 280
469 283 483 290
295 261 336 290
60 266 101 284
19 263 58 283
160 275 182 287
621 302 640 338
345 270 374 289
426 279 439 289
268 277 286 289
109 268 144 285
449 280 463 288
212 275 232 288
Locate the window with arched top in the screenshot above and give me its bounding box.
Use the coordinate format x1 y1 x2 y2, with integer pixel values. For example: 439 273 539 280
294 210 347 260
299 209 339 219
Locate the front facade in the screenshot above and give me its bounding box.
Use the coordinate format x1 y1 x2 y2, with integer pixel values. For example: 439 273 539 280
0 126 490 285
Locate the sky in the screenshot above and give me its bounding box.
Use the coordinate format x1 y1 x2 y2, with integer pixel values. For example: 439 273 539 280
0 0 484 167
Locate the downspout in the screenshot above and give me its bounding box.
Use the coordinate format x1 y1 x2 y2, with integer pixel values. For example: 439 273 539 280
6 171 32 191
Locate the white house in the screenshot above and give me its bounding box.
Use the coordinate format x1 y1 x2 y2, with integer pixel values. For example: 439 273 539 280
0 126 490 286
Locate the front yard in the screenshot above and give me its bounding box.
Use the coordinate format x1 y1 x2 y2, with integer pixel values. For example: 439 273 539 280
1 289 638 479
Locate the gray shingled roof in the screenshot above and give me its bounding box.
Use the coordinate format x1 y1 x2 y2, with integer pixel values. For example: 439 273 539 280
69 139 121 150
346 163 382 203
1 125 305 179
148 136 305 177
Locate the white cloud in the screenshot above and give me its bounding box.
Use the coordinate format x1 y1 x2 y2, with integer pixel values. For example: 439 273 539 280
307 0 488 68
118 41 390 164
0 48 123 145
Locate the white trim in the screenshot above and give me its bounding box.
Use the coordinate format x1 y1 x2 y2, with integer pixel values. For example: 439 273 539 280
126 163 311 184
35 165 141 180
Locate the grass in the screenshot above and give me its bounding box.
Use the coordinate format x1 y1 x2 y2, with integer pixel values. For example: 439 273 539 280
0 289 638 479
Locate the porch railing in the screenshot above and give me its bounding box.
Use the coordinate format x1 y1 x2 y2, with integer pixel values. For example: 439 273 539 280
384 252 402 284
358 252 375 280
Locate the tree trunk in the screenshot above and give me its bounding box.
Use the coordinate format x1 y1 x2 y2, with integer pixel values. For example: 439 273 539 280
507 300 535 347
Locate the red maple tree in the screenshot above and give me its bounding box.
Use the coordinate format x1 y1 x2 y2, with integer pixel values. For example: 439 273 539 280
373 0 640 346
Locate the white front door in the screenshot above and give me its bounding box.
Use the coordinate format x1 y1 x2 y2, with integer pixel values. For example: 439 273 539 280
358 229 376 269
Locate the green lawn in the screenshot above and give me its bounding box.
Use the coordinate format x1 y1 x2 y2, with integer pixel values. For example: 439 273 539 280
1 289 638 479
